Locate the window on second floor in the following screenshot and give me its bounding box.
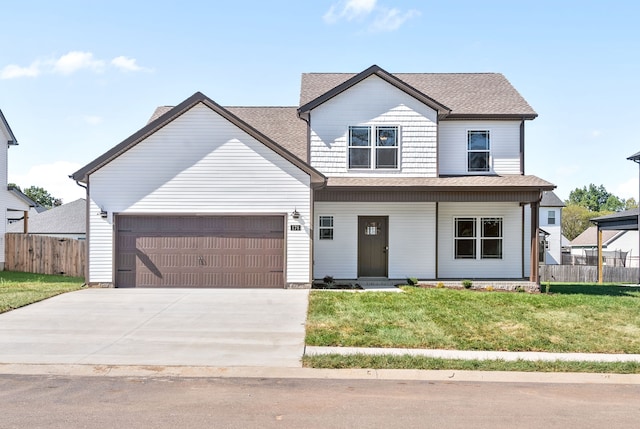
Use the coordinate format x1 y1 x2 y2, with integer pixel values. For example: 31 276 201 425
467 130 490 172
547 210 556 225
348 126 398 169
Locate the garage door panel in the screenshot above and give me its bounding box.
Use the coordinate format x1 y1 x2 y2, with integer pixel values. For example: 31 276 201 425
115 215 285 288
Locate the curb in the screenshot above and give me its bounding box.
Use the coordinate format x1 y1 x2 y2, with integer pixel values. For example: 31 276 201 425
1 363 639 385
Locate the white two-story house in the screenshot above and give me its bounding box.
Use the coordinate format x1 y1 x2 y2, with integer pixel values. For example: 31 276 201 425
72 65 554 288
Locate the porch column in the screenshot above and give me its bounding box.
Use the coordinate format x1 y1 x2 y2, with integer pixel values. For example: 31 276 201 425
529 201 539 283
597 227 603 284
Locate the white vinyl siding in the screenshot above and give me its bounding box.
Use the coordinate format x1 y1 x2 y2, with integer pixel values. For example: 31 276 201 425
439 121 522 175
438 202 522 278
540 206 562 264
87 103 311 285
309 75 438 177
313 202 436 279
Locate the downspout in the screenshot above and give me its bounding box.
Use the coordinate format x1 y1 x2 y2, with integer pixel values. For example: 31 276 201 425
71 175 90 284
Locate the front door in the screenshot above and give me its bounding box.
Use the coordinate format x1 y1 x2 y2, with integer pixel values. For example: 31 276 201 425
358 216 388 277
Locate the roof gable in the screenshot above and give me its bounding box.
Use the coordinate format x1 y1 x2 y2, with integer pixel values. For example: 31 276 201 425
540 191 565 207
0 109 18 146
299 66 537 119
71 92 325 184
298 65 451 118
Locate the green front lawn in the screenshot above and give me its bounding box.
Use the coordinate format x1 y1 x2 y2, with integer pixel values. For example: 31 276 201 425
306 284 640 354
0 271 85 313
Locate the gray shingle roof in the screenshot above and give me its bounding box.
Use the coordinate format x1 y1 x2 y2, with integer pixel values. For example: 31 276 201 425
540 191 565 207
300 70 537 118
570 226 623 247
7 198 86 234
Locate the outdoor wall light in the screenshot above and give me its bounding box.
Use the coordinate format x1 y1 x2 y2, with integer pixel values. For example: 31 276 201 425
291 208 300 219
99 209 108 219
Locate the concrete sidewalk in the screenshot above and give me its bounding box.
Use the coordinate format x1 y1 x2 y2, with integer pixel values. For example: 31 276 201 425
305 346 640 362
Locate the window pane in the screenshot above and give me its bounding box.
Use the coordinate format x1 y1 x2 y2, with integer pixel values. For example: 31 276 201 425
377 127 397 147
319 216 333 228
468 131 489 150
482 218 502 237
455 239 476 259
481 239 502 259
319 229 333 240
456 218 475 238
468 152 489 171
376 148 397 168
349 148 370 168
548 211 555 224
350 127 370 147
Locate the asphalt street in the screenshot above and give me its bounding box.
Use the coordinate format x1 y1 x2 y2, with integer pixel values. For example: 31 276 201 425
1 374 638 429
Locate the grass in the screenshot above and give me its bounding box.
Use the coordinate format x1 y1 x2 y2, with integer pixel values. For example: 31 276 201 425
303 353 640 374
0 271 85 313
305 284 640 354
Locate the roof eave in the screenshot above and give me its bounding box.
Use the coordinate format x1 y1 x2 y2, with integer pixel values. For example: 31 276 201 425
443 113 538 121
0 109 18 146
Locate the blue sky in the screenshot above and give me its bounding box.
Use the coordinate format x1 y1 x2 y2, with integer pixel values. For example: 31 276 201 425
1 0 639 203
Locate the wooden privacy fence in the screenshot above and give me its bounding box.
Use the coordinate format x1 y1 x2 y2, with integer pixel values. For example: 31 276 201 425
540 264 639 284
4 234 86 278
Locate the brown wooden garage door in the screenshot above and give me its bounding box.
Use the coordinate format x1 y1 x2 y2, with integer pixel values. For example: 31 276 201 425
115 215 285 288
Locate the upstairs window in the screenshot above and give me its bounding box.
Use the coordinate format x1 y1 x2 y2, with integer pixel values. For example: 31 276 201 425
547 210 556 225
467 130 490 172
348 126 398 169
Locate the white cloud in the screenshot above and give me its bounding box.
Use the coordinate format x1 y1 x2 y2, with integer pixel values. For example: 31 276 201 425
324 0 377 23
615 176 639 200
1 51 149 79
82 115 103 125
323 0 419 32
590 130 603 138
9 161 86 205
111 56 148 72
0 62 41 79
369 8 421 32
53 51 105 75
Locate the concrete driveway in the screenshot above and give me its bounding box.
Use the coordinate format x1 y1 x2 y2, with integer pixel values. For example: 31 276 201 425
0 288 309 367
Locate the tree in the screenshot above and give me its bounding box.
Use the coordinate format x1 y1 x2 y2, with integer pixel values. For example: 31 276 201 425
561 204 594 241
20 185 61 208
625 197 638 210
567 184 625 212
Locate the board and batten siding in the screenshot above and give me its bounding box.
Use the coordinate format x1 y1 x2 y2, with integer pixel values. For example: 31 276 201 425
438 202 523 278
313 202 436 279
309 75 438 177
439 120 522 175
87 103 311 285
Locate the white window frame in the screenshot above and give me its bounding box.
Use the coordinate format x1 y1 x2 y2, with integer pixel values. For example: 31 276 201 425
454 217 503 260
318 215 334 240
547 210 556 225
467 130 491 173
348 125 400 170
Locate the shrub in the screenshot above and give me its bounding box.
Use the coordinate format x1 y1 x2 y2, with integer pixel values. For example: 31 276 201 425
436 282 445 289
485 285 494 292
462 279 473 289
516 286 526 293
407 277 419 286
323 275 335 286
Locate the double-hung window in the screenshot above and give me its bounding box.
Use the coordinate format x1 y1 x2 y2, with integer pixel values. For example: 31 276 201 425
348 126 398 169
454 217 503 259
318 216 334 240
547 210 556 225
467 130 490 172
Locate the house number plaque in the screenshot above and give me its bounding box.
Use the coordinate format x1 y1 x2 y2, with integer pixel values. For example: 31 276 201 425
290 225 301 231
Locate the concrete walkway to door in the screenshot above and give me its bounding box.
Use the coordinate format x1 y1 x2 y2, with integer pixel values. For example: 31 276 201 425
0 288 309 367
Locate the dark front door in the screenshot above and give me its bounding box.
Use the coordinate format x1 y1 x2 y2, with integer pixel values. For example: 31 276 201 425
358 216 388 277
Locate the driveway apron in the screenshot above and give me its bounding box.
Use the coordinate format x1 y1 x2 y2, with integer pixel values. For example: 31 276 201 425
0 288 309 367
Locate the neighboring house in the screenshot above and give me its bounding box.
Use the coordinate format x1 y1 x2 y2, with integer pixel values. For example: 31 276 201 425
7 198 86 240
71 65 555 288
539 191 565 264
570 226 639 267
0 109 32 270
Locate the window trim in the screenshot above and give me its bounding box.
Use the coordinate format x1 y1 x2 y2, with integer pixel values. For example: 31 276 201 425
318 215 334 240
348 125 400 170
454 217 503 260
547 210 556 225
467 130 491 173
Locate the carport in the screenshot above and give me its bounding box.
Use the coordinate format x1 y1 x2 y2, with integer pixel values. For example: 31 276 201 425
591 208 639 284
